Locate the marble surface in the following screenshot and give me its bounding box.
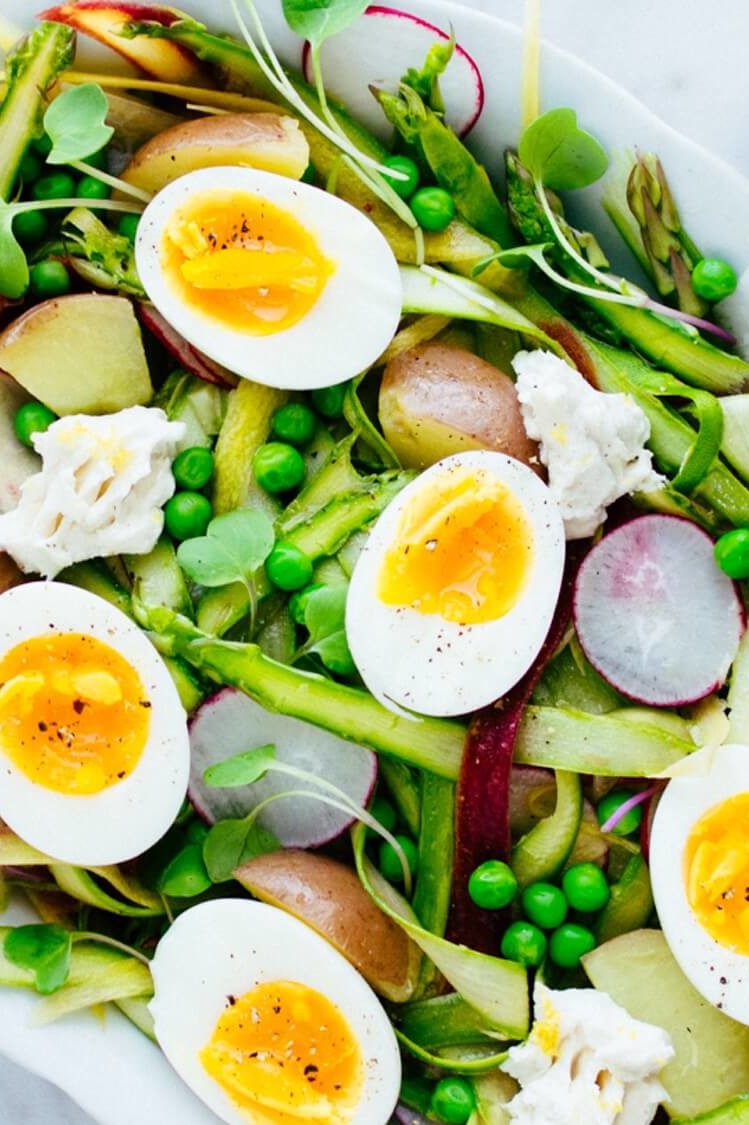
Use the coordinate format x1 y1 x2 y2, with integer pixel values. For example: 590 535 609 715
1 0 748 1121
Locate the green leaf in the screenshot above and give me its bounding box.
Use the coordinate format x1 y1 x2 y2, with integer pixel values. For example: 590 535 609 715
43 83 114 165
203 816 279 883
0 206 29 298
4 924 72 995
299 583 353 673
282 0 369 48
472 242 554 276
518 107 608 191
203 744 277 789
177 509 275 589
158 843 212 898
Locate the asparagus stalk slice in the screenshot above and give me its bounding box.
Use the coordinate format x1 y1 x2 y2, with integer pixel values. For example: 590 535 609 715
505 152 749 393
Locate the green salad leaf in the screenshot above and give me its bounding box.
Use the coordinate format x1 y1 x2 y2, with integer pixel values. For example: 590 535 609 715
4 924 72 995
43 83 114 165
518 107 608 191
177 510 275 589
204 744 277 789
281 0 369 48
0 206 30 299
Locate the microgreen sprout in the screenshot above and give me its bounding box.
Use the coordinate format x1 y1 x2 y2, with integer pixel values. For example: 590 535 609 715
202 743 414 891
292 583 355 676
4 924 71 994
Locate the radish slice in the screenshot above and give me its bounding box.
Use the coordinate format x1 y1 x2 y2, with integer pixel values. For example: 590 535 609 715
137 302 237 389
301 6 484 140
188 688 377 848
573 514 744 707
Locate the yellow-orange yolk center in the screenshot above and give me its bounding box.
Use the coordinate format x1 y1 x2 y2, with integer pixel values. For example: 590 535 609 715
685 792 749 953
162 189 333 335
200 979 363 1124
0 633 150 796
377 466 534 625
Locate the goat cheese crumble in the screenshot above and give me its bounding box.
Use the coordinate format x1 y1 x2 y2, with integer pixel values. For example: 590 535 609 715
0 405 185 578
513 350 664 538
501 983 674 1125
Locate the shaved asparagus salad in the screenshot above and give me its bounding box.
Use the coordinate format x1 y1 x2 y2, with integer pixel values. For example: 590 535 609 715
0 2 749 1123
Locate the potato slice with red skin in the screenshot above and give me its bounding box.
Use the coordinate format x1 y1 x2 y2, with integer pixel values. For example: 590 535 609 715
379 341 539 470
235 849 420 1003
121 113 310 194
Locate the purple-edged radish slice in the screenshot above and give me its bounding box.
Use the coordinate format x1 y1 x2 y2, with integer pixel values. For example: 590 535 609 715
573 514 744 707
301 6 484 140
137 302 237 389
188 688 377 848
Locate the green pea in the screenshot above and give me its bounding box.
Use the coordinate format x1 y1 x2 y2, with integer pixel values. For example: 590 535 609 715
430 1077 476 1125
14 401 57 448
31 171 76 202
379 834 418 884
158 843 212 898
521 882 568 930
562 863 610 913
468 859 518 910
715 527 749 579
12 209 48 247
76 174 111 200
310 383 347 419
410 185 456 232
548 922 596 968
265 541 314 591
596 789 642 836
172 446 215 491
253 442 306 493
31 132 53 158
18 149 43 184
117 213 141 242
28 259 71 300
501 920 547 967
382 154 420 199
692 257 738 302
164 491 213 541
271 402 317 446
288 582 324 625
368 795 397 835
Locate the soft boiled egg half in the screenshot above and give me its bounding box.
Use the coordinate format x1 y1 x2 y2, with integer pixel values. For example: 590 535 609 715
149 899 401 1125
0 582 189 866
651 743 749 1025
346 450 566 717
135 166 403 390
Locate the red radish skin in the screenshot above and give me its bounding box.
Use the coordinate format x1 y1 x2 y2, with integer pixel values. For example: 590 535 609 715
447 543 587 954
301 6 484 139
137 303 238 388
188 687 377 849
573 514 745 707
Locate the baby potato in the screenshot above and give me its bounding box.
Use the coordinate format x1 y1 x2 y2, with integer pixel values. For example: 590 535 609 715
379 341 539 470
121 112 310 195
235 848 420 1003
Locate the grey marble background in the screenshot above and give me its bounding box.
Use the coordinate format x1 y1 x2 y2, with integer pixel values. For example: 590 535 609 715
0 0 747 1120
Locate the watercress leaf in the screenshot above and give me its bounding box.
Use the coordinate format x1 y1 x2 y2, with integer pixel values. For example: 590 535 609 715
158 843 212 898
203 815 279 883
4 924 72 995
203 744 277 789
518 107 608 191
177 509 275 588
282 0 369 48
309 630 353 674
302 583 348 644
0 207 29 299
238 822 280 867
43 83 114 165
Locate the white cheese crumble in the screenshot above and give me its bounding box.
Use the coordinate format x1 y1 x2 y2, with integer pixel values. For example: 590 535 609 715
502 983 674 1125
0 406 185 578
512 350 664 538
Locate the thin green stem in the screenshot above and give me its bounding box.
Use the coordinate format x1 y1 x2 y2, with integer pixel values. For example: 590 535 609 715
69 160 153 204
10 197 143 215
72 931 152 968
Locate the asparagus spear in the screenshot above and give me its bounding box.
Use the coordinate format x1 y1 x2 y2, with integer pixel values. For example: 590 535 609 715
505 152 749 394
0 21 74 202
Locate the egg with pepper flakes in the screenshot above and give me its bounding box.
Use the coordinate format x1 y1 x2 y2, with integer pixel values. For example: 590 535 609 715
651 742 749 1026
149 899 401 1125
135 166 403 391
346 450 566 717
0 582 190 866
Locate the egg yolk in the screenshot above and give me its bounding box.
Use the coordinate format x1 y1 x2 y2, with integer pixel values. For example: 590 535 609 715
685 792 749 953
377 466 534 625
0 633 150 796
200 979 363 1124
161 189 333 335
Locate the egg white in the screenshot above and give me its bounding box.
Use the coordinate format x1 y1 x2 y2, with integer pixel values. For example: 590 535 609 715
149 899 401 1125
345 451 566 717
0 582 190 866
135 166 403 390
651 742 749 1025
